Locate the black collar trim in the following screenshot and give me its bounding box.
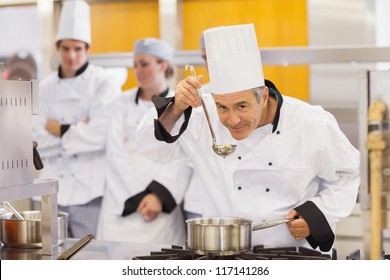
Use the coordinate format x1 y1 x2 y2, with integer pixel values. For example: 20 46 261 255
58 62 89 79
135 87 170 104
268 88 283 133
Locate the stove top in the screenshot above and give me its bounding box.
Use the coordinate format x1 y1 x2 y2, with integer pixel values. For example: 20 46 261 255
133 244 335 260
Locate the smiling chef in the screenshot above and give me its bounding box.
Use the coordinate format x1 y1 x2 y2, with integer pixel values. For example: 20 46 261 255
135 23 361 252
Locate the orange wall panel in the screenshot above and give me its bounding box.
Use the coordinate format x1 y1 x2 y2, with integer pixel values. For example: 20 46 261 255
88 0 308 99
183 0 308 100
90 1 159 90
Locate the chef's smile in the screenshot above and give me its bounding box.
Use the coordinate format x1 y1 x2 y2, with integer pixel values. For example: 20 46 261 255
226 122 247 138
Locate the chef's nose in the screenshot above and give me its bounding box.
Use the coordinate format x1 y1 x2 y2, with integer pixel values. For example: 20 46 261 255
226 110 241 126
69 50 77 60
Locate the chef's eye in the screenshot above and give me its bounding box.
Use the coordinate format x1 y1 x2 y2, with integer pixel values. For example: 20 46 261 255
235 104 249 112
217 105 227 112
134 62 149 69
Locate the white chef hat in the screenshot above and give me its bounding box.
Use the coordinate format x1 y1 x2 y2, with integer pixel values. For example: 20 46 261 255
56 0 91 45
134 38 173 62
204 23 264 94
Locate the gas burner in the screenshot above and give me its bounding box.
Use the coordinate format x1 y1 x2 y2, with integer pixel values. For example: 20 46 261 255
133 245 334 260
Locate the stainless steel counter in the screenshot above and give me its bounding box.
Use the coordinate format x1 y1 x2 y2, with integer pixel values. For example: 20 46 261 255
0 238 170 260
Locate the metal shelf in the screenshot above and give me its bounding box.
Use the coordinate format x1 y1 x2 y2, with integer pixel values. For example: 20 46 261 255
75 45 390 69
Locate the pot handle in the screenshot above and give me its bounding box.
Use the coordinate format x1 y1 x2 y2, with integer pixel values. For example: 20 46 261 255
252 217 298 231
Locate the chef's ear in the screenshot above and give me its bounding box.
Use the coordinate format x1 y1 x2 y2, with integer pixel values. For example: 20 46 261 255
158 61 175 80
262 86 269 104
157 59 169 73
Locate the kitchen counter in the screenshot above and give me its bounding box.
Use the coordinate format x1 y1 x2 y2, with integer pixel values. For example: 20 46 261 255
0 238 170 260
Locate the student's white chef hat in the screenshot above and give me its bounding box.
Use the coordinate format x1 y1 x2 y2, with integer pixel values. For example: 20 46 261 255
134 38 173 62
56 0 91 45
204 23 265 94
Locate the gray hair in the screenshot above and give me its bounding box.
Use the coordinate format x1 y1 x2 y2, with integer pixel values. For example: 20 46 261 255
251 86 265 103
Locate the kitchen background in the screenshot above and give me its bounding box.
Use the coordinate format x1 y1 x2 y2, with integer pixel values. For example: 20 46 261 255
1 0 390 259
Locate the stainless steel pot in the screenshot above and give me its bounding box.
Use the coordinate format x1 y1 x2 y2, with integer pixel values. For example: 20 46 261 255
186 216 295 255
0 210 68 248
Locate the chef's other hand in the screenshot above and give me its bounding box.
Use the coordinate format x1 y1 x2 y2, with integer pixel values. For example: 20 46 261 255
173 75 203 112
45 119 61 137
137 193 162 222
285 209 310 240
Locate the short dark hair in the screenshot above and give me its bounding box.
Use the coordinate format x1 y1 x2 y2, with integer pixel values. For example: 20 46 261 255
56 40 90 50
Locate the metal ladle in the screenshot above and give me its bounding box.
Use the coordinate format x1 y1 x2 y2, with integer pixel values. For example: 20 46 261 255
3 201 24 220
185 64 237 157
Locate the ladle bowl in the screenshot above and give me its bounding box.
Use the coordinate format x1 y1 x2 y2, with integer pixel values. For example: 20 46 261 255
213 144 237 157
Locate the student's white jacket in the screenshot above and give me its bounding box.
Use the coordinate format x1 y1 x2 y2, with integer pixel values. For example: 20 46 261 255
97 88 190 245
33 64 120 206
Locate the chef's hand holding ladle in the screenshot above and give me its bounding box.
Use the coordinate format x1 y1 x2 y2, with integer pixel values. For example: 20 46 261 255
185 64 237 157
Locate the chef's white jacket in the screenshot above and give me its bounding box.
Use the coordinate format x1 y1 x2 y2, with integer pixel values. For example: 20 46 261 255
96 88 191 245
182 84 212 218
136 92 361 252
33 64 120 206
